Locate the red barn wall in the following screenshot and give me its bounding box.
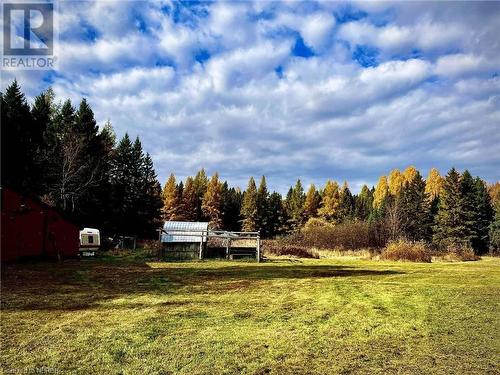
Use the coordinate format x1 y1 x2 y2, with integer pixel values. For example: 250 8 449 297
1 188 79 262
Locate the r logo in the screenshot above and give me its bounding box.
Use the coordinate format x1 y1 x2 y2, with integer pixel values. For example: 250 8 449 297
3 2 54 56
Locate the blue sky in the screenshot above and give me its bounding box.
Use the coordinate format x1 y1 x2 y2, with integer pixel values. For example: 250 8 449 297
2 1 500 193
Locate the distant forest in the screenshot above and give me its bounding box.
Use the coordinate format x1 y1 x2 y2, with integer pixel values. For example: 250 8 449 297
2 81 500 252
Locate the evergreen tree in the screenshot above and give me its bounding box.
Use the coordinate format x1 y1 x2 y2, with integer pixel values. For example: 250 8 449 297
433 168 469 248
221 183 243 231
193 168 209 221
1 80 35 193
268 192 286 236
241 177 258 232
256 176 270 236
338 182 355 222
202 173 223 229
162 174 183 221
354 185 373 221
472 177 494 252
286 179 305 229
489 197 500 251
461 170 479 247
138 153 163 237
303 184 321 221
397 170 431 241
182 177 198 221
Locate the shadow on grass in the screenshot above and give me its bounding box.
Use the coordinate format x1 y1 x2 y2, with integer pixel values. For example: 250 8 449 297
1 259 403 312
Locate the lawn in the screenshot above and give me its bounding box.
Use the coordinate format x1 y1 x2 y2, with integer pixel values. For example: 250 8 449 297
1 253 499 374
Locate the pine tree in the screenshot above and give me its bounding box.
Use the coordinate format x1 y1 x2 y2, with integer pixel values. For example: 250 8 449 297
354 185 373 221
489 197 500 251
202 173 223 229
139 153 163 237
1 80 35 193
193 168 209 221
433 168 468 248
338 182 355 222
182 177 198 221
162 174 183 221
318 180 340 222
268 191 286 236
397 170 431 241
286 179 305 229
303 184 321 221
461 170 478 247
472 177 494 252
221 183 243 231
256 176 270 236
241 177 258 232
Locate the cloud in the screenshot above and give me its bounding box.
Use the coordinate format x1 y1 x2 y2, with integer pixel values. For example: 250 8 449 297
2 1 500 192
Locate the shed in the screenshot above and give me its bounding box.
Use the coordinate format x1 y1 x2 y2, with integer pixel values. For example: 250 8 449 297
161 221 209 260
1 187 80 262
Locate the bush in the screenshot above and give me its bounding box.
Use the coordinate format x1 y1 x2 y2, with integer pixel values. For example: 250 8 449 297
381 239 432 263
262 240 319 259
285 218 386 250
443 242 480 261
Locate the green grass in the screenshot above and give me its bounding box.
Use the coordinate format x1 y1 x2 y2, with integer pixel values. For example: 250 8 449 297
1 253 499 374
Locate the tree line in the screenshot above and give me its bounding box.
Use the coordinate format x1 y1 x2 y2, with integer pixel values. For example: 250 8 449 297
1 81 162 237
164 166 500 254
2 80 499 251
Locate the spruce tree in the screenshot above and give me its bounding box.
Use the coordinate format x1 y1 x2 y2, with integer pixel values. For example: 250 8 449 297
354 185 373 221
286 179 305 229
268 192 286 236
397 170 431 241
433 168 468 248
221 183 243 231
338 182 355 222
241 177 258 232
1 80 35 193
472 177 494 252
193 168 209 221
256 176 270 236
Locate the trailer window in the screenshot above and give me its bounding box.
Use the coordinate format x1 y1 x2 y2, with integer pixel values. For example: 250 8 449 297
88 236 94 244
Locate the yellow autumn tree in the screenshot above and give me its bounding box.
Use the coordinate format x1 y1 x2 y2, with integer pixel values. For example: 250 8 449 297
425 168 444 200
162 173 183 221
373 176 389 209
403 166 418 183
202 173 223 229
303 184 321 220
318 180 340 221
388 169 404 196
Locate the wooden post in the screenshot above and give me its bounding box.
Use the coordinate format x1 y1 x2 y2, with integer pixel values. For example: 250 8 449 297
256 235 260 263
226 233 230 260
199 230 204 260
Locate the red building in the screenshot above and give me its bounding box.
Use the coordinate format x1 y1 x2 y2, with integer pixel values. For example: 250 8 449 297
1 187 80 262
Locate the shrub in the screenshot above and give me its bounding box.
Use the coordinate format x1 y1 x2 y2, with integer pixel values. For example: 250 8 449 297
381 239 432 263
262 240 319 259
285 218 386 250
444 242 480 261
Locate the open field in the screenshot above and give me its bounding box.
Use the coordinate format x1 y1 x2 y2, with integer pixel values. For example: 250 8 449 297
1 253 499 374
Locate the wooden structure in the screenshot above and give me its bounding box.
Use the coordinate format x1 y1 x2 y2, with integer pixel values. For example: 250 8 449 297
1 187 80 262
159 221 260 261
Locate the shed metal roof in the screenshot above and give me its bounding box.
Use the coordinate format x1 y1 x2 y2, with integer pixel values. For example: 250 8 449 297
161 221 209 243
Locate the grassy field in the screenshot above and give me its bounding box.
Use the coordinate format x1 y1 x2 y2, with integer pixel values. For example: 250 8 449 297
1 253 499 374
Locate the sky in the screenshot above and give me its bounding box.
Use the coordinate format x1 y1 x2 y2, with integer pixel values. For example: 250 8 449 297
2 1 500 193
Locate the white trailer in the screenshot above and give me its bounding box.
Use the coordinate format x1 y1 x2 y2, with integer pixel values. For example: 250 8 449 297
79 228 100 256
